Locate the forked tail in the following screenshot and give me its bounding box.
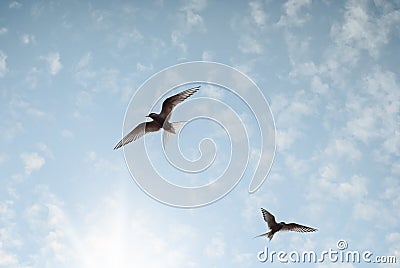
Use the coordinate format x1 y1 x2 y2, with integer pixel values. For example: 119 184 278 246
254 231 274 240
162 121 186 148
169 121 186 134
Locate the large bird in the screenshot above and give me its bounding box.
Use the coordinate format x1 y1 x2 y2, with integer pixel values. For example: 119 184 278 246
114 86 200 150
255 208 317 240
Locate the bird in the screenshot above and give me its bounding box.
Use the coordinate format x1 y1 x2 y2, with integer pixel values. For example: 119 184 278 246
114 86 200 150
255 208 317 240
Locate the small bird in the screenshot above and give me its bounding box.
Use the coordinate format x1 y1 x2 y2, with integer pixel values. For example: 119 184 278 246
255 208 317 240
114 86 200 150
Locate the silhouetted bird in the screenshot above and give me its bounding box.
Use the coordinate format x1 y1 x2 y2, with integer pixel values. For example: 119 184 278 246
255 208 317 240
114 86 200 149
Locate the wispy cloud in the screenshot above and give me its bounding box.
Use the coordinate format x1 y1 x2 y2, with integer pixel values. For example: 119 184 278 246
42 52 62 75
136 62 154 72
0 244 18 267
249 0 267 28
20 152 45 175
23 185 74 266
201 84 224 98
238 35 263 54
324 138 361 161
171 0 207 54
117 28 143 49
330 0 400 58
1 122 24 141
0 199 20 267
345 68 399 152
0 153 7 166
307 164 368 204
0 50 9 77
276 0 312 27
0 27 8 35
201 50 214 61
204 235 225 258
20 33 35 45
9 1 22 9
61 129 74 139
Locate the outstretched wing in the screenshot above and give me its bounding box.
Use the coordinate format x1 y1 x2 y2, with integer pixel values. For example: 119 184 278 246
114 121 160 149
261 208 278 230
281 223 317 233
160 86 200 119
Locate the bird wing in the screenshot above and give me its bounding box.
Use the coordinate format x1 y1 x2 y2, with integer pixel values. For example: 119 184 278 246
281 223 317 233
160 86 200 119
261 208 278 229
114 121 160 149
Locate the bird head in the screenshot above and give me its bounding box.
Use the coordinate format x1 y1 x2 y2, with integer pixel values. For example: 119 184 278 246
146 112 157 119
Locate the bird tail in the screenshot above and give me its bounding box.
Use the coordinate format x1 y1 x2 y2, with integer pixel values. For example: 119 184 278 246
162 121 186 149
168 121 186 134
254 231 274 240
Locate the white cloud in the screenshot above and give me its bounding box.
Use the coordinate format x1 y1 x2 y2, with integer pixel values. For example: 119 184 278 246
9 1 22 9
76 90 94 109
136 62 154 72
76 52 92 70
20 152 45 175
25 67 41 89
289 61 319 79
0 200 15 221
345 68 399 153
336 175 368 201
0 243 18 267
117 28 143 49
201 84 224 98
37 143 53 159
330 0 400 58
201 50 214 61
249 0 267 28
284 154 309 174
0 200 20 267
181 0 207 12
386 232 400 257
184 9 204 30
42 52 62 75
0 27 8 35
238 35 263 54
20 33 35 45
272 90 313 128
9 97 47 119
352 200 386 222
0 50 9 77
311 75 330 95
171 30 188 54
0 153 7 166
1 122 24 141
171 0 207 54
23 185 74 266
324 138 361 161
276 128 298 151
204 236 225 258
61 129 74 139
277 0 312 27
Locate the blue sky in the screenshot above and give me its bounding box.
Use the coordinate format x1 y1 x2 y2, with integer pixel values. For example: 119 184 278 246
1 0 399 267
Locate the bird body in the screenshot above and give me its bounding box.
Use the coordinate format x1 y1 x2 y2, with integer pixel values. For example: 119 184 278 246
114 86 200 150
255 208 317 240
